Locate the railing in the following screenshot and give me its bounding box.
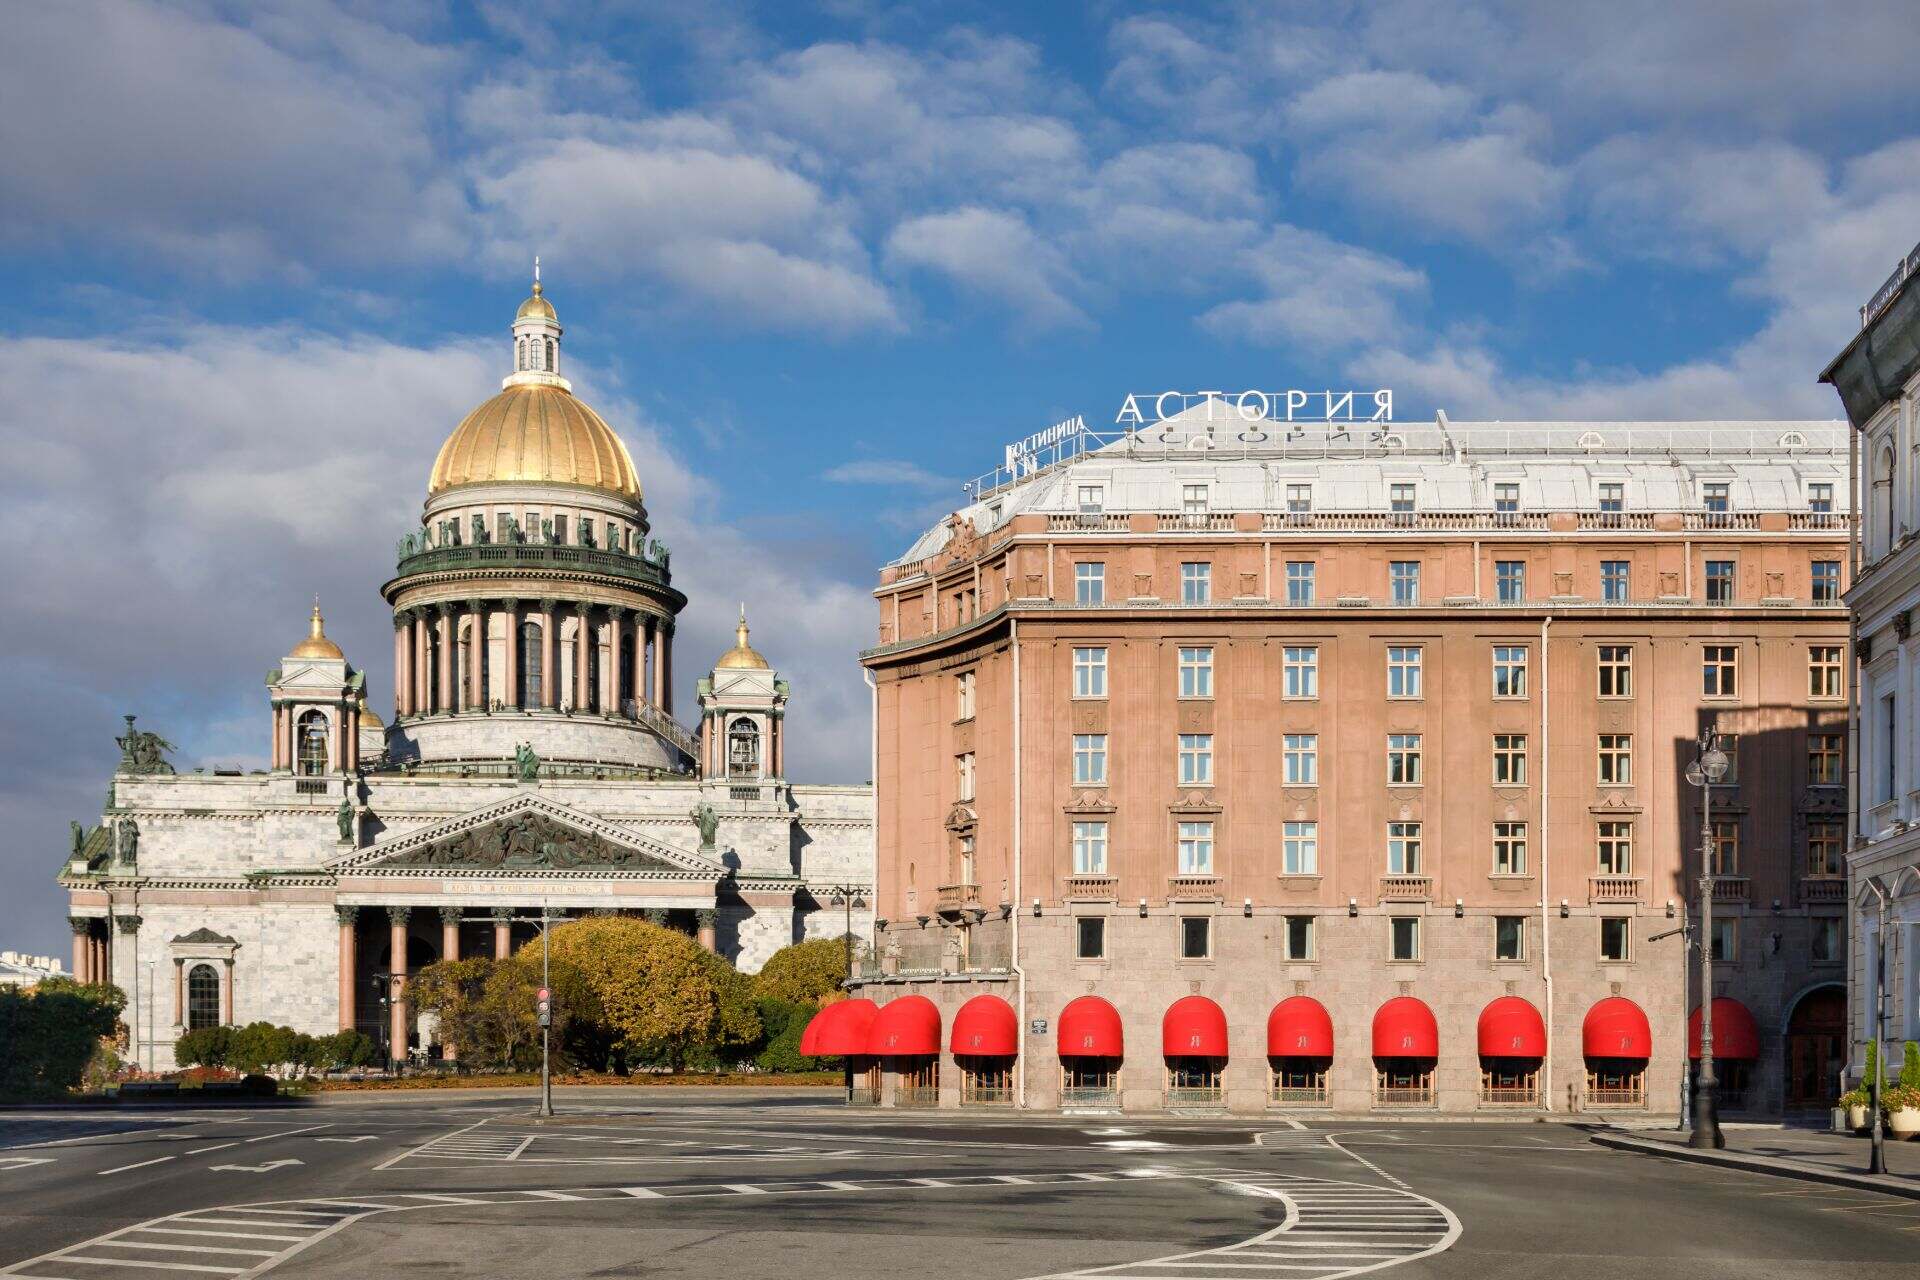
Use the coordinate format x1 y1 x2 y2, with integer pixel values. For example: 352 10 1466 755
1789 512 1850 530
1709 875 1750 903
394 540 671 588
1799 876 1847 904
1588 875 1644 904
1063 875 1117 899
631 701 697 759
729 784 766 802
1268 1076 1328 1107
936 883 982 913
1165 1082 1224 1109
1480 1073 1540 1106
1045 512 1131 533
1683 512 1758 531
1575 511 1654 530
294 778 330 796
1378 874 1432 901
1154 512 1236 531
1585 1072 1646 1108
847 1080 880 1107
1862 238 1920 325
1373 1074 1435 1107
1061 1068 1120 1111
895 1079 940 1109
1168 874 1222 897
961 1072 1014 1105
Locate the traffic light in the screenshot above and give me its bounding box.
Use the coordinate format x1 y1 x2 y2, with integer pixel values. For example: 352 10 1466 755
536 987 551 1027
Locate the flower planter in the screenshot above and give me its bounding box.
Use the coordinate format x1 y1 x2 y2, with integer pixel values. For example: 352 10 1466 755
1848 1104 1870 1131
1890 1107 1920 1139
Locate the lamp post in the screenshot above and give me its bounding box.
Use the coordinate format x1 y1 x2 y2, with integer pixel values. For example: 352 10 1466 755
1647 920 1692 1130
1684 727 1730 1150
1863 874 1891 1174
825 884 867 1105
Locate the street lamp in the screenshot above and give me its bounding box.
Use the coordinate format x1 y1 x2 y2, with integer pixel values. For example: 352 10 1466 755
1863 874 1892 1175
1646 920 1692 1130
1684 727 1730 1150
825 884 867 1104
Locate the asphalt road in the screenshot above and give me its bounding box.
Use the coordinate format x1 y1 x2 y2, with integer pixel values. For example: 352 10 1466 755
2 1090 1915 1279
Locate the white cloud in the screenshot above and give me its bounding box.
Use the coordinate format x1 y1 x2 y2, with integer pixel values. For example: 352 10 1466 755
824 459 949 488
1200 226 1427 350
886 207 1087 330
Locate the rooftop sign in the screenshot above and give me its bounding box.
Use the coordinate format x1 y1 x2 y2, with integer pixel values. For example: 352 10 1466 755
1005 414 1086 474
1116 389 1394 425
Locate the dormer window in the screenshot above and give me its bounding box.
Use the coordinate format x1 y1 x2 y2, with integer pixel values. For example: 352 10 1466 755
1703 482 1730 513
1077 484 1104 514
1494 482 1520 513
1286 483 1312 513
1182 483 1208 514
1809 482 1834 514
1598 482 1624 513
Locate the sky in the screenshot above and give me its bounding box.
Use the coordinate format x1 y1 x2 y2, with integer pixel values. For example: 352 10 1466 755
3 0 1919 956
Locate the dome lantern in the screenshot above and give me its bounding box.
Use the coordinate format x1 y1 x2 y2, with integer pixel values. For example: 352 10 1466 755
507 256 567 392
289 599 345 661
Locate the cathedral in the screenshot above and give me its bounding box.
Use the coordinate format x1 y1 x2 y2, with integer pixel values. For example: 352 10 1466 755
59 277 875 1070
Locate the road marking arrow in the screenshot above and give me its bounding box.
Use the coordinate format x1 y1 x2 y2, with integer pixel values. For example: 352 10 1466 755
209 1159 304 1173
314 1136 378 1144
0 1156 54 1170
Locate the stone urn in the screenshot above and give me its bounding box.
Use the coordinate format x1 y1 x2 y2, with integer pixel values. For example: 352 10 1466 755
1847 1103 1870 1131
1890 1105 1920 1139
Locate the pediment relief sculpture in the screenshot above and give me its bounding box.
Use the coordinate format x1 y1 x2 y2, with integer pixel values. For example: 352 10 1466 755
381 812 677 871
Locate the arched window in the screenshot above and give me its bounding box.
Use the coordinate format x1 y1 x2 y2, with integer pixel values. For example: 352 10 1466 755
544 337 556 373
187 963 221 1030
516 337 526 370
296 710 329 776
519 620 542 707
728 718 761 777
1875 445 1896 559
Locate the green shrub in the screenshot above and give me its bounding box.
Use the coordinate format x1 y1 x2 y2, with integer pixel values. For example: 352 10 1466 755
752 938 857 1005
175 1025 235 1068
752 998 829 1073
0 980 124 1098
1900 1041 1920 1091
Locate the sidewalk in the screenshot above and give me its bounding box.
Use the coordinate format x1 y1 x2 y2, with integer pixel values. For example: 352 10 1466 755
1592 1121 1920 1200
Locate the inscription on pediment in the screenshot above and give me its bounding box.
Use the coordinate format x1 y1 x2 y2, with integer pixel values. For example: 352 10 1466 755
382 812 674 871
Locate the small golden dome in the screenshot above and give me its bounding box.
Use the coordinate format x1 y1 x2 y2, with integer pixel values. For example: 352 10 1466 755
517 280 556 321
428 383 641 500
290 602 345 660
356 690 383 728
715 606 770 670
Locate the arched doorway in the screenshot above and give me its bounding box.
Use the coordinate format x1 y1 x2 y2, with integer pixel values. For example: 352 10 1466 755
1784 984 1846 1109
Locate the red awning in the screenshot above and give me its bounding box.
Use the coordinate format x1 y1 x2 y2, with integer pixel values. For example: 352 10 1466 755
801 998 877 1057
1266 996 1334 1058
870 995 942 1056
1162 995 1229 1057
950 994 1019 1056
1371 996 1439 1058
1582 997 1652 1060
1058 995 1124 1059
1476 996 1547 1059
1688 997 1761 1061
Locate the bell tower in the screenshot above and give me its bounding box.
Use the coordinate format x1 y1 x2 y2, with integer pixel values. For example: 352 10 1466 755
267 602 363 785
697 607 788 787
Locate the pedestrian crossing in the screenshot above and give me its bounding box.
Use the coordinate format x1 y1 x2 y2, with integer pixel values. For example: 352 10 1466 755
386 1126 884 1167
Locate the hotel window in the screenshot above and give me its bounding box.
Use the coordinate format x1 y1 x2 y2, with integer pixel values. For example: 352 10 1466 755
1389 482 1416 517
1178 646 1214 698
1181 562 1212 604
1072 734 1107 786
1597 645 1633 697
1285 561 1316 604
956 670 975 720
1811 560 1841 602
1495 916 1527 961
1283 646 1319 699
1597 734 1633 786
1598 482 1625 514
956 752 975 802
1072 821 1108 876
1072 647 1108 698
1075 915 1106 959
1492 645 1528 698
1177 822 1214 876
1283 915 1315 961
1597 821 1633 874
1390 560 1421 604
1492 733 1527 785
1285 483 1313 514
1181 483 1208 514
1077 485 1104 514
1702 481 1730 514
1075 562 1105 604
1493 822 1528 875
1181 916 1212 960
1387 733 1423 785
1388 822 1422 874
1178 734 1214 786
1283 822 1318 875
1808 644 1842 699
1808 732 1844 786
1809 482 1834 514
1599 917 1632 962
1283 733 1318 785
1387 646 1423 698
1709 918 1737 962
1710 819 1739 875
1705 559 1735 604
1495 560 1526 603
1390 916 1421 961
1601 559 1630 602
1703 645 1737 697
1807 820 1843 877
1811 917 1841 963
1494 481 1520 513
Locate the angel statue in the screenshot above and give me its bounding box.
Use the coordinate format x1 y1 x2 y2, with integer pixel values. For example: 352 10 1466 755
115 716 177 775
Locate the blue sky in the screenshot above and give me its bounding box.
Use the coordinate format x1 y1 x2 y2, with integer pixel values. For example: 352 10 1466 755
3 0 1919 954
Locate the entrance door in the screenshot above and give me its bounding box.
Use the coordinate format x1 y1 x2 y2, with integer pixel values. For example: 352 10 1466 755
1784 986 1846 1108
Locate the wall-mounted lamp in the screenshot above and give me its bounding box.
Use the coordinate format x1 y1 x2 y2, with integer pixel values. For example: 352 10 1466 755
1559 898 1570 919
1243 897 1253 918
1454 897 1465 918
1138 897 1149 918
1031 898 1041 918
1348 896 1359 917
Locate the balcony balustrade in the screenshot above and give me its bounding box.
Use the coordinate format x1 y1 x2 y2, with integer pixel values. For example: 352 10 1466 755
1378 874 1433 902
1587 875 1644 904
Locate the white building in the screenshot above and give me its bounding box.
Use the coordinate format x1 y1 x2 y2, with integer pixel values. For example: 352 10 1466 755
58 278 873 1069
0 951 67 989
1822 239 1920 1075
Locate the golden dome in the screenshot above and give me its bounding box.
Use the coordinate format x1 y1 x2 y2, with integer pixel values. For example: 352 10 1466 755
428 383 641 500
290 602 344 660
356 690 383 728
715 606 770 670
517 280 556 321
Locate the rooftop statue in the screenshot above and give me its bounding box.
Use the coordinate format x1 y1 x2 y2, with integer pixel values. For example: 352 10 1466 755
115 716 176 775
692 800 719 853
515 741 541 783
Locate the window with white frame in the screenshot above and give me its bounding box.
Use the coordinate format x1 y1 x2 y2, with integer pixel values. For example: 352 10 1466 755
1072 821 1108 875
1285 483 1312 513
1390 560 1420 604
1597 821 1633 874
1495 916 1527 960
1389 482 1416 515
1495 560 1526 602
1493 733 1527 785
1072 647 1108 698
1597 645 1633 697
956 752 975 801
1597 734 1633 785
1710 917 1738 962
1283 821 1318 875
1284 646 1319 698
1181 562 1212 604
1809 482 1834 514
1388 822 1422 873
1492 645 1528 697
956 670 975 720
1076 915 1106 958
1178 646 1214 698
1285 561 1316 604
1283 915 1315 960
1390 916 1421 960
1178 734 1214 786
1598 482 1625 514
1177 821 1214 875
1387 646 1423 698
1811 560 1841 603
1600 917 1632 961
1703 645 1738 697
1283 733 1318 785
1387 733 1423 785
1705 559 1735 604
1077 485 1104 513
1494 822 1527 875
1075 562 1105 604
1809 645 1842 699
1702 481 1730 513
1181 483 1208 514
1601 559 1630 602
1072 734 1107 786
1494 481 1520 513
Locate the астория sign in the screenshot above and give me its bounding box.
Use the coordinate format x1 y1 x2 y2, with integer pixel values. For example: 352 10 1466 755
1116 389 1394 425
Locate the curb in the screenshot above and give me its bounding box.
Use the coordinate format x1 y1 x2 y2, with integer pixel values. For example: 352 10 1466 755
1590 1131 1920 1201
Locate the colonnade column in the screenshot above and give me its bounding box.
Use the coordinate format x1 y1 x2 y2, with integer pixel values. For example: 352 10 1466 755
608 606 626 717
502 598 520 710
650 618 665 707
69 917 89 984
696 908 717 953
661 622 672 715
394 614 411 718
221 957 235 1024
413 611 430 714
461 599 482 710
269 705 284 770
337 907 358 1032
173 958 184 1028
492 906 512 959
539 599 557 709
388 907 410 1066
438 906 461 1062
435 606 454 714
576 603 593 711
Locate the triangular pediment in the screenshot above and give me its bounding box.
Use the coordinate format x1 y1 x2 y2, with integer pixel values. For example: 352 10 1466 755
332 791 718 877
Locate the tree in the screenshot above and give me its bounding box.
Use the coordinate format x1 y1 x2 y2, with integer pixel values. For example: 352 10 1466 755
175 1025 235 1069
1901 1040 1920 1091
538 917 758 1071
753 998 824 1073
0 979 124 1098
751 937 856 1006
408 957 495 1062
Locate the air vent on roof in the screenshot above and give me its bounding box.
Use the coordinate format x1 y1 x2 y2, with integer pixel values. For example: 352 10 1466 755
1187 435 1215 451
1381 434 1406 451
1577 431 1606 451
1779 430 1808 449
